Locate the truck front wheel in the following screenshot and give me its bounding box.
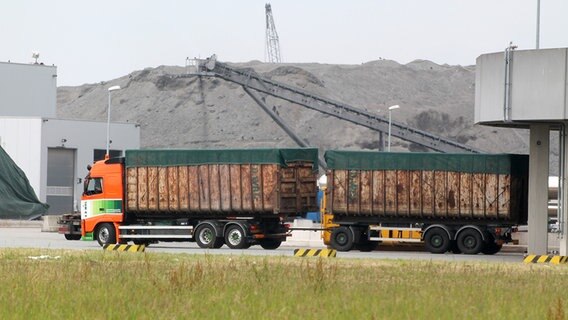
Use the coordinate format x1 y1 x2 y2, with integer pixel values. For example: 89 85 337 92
96 223 116 247
330 227 354 251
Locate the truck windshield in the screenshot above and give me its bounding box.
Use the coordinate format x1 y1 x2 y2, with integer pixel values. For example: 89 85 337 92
84 177 103 196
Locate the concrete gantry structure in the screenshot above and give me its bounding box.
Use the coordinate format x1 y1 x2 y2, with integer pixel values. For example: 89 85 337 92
476 47 568 255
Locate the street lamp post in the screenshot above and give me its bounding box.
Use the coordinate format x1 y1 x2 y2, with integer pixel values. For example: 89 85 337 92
106 85 121 158
388 105 400 152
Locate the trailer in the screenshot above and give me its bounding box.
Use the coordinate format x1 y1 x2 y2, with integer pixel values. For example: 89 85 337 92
81 148 318 250
322 151 529 254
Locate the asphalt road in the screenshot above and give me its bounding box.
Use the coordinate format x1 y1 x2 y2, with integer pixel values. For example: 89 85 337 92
0 227 526 263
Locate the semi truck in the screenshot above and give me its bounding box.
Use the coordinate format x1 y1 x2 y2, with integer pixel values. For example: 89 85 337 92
81 148 318 249
321 151 529 254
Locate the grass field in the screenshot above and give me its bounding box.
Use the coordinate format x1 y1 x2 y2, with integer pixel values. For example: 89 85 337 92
0 249 567 320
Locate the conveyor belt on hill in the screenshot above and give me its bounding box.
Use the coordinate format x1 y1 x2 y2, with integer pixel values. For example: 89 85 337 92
177 56 480 153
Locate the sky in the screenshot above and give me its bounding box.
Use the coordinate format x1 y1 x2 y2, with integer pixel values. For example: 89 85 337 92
1 0 567 86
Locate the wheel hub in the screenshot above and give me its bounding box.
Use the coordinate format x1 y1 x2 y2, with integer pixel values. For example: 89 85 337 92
431 235 443 248
464 236 476 248
99 228 109 243
228 229 242 246
336 233 347 245
199 229 213 244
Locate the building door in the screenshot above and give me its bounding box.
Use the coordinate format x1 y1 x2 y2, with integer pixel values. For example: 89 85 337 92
46 148 75 214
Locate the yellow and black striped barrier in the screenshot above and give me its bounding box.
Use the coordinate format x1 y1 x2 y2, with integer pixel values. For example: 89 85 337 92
103 244 146 252
524 255 568 264
294 248 336 257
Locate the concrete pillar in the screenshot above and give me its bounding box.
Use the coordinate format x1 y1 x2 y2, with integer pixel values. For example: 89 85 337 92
561 124 568 256
528 124 549 255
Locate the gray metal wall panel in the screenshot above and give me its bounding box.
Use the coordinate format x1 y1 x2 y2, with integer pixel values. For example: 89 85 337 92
475 53 505 123
476 48 568 124
0 62 56 118
510 49 567 120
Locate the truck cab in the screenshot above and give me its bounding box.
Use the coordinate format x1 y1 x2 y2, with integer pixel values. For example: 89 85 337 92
81 158 125 244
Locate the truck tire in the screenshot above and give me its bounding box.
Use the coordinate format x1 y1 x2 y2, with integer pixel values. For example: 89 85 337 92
356 240 379 252
64 234 81 241
195 224 223 249
259 239 282 250
225 225 249 249
330 227 354 252
449 241 462 254
96 223 116 247
481 234 502 255
424 228 451 254
457 229 483 254
481 242 503 255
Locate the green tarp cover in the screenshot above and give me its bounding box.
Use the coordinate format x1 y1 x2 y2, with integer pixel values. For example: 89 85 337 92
0 146 48 219
324 151 529 175
126 148 319 171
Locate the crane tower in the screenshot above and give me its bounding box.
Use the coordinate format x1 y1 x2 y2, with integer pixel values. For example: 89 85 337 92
265 3 282 63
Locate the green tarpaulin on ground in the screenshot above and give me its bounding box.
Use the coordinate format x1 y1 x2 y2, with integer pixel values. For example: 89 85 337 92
125 148 319 172
324 151 529 175
0 146 48 219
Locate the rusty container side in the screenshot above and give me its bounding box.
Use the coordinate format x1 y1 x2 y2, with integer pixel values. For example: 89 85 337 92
324 152 528 224
209 165 221 211
472 173 485 218
157 167 168 211
261 164 277 212
178 166 189 210
127 161 315 216
347 170 359 215
229 165 242 211
447 172 460 217
328 168 519 223
409 171 422 217
421 171 434 218
360 171 372 214
219 165 231 211
240 165 253 211
434 171 446 218
485 174 499 218
459 173 472 219
126 167 138 211
147 167 158 211
251 164 263 211
279 162 317 214
331 170 347 213
188 166 199 211
297 164 318 212
137 167 148 211
384 171 397 214
498 174 511 219
371 170 385 216
167 167 179 211
198 165 211 211
396 170 410 216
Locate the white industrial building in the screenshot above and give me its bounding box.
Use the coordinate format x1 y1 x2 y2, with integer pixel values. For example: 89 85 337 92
0 61 140 215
